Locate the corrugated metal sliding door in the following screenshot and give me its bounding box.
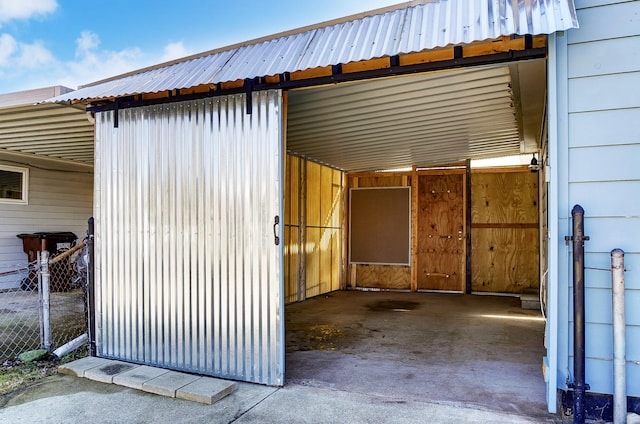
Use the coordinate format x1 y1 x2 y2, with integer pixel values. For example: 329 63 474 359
94 91 284 385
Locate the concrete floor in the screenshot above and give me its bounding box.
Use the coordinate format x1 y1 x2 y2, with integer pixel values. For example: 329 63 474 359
285 290 550 419
0 290 558 424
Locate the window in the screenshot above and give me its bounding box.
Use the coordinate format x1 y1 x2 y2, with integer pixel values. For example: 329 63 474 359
0 165 28 204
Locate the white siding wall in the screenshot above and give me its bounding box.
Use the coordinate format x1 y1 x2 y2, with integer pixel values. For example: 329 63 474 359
556 0 640 397
0 154 93 289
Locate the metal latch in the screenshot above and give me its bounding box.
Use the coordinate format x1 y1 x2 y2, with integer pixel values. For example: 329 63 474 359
273 216 280 246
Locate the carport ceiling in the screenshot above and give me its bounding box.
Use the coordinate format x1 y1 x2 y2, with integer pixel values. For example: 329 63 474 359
0 88 94 165
286 60 546 173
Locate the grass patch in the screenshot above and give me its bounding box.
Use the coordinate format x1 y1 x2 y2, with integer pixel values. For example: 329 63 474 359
0 345 88 395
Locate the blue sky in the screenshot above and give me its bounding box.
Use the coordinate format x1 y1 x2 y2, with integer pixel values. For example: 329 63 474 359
0 0 404 94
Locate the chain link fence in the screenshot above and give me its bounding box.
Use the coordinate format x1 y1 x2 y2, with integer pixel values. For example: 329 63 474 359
0 261 41 359
0 243 88 360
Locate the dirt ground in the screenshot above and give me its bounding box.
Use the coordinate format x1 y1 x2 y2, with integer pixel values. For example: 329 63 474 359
0 287 87 397
0 288 86 358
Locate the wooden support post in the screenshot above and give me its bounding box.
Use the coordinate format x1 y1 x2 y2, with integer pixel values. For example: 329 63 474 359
340 171 348 290
465 159 472 294
349 177 357 289
298 158 307 302
411 166 418 292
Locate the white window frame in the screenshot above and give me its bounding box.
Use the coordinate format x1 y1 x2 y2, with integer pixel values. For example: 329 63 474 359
0 164 29 205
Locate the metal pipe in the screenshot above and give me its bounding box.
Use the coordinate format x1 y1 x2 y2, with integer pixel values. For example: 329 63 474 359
87 217 97 356
53 333 88 358
40 250 51 351
571 204 588 424
611 249 626 424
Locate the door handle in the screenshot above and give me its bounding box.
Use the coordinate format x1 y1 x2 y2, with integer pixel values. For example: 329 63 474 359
273 215 280 246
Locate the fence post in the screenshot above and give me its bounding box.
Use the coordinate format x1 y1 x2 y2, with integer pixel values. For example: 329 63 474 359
39 250 51 351
611 249 626 424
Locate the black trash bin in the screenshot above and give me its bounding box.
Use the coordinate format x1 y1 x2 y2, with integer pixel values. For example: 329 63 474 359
17 232 77 291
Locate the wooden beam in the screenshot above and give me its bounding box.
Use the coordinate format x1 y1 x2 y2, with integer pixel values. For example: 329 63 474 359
342 57 390 74
472 223 539 229
347 170 412 178
471 165 531 174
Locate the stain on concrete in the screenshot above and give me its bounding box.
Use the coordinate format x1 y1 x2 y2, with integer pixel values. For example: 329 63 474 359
287 324 346 351
365 300 420 312
99 364 135 375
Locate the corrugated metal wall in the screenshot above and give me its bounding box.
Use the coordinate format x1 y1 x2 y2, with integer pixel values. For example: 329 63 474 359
94 91 284 385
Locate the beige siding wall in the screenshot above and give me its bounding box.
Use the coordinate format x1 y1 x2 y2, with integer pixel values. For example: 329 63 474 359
0 154 93 289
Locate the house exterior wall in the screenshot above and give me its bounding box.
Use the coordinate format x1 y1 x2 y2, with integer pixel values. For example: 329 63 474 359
550 0 640 405
0 154 93 289
93 92 285 385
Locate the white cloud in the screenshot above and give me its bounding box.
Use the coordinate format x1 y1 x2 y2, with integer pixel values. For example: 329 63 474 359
0 33 17 65
63 43 145 87
0 0 57 24
0 30 198 93
0 33 53 69
159 41 190 63
14 40 55 68
75 31 100 56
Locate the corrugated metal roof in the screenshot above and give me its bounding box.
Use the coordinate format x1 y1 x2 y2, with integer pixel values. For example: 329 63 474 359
49 0 578 103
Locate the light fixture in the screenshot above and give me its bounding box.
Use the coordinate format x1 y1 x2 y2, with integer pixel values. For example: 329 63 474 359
529 153 540 172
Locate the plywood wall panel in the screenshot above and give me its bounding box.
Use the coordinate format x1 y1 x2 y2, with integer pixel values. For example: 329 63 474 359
471 172 538 224
306 161 322 227
305 227 321 298
283 157 344 303
470 170 539 293
284 226 299 304
285 155 300 226
355 264 411 290
471 228 539 293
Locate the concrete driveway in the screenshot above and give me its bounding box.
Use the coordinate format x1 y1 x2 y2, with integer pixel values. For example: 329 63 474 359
0 373 558 423
1 291 562 423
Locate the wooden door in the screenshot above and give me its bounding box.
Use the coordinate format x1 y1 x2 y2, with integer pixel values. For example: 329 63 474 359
417 173 465 291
